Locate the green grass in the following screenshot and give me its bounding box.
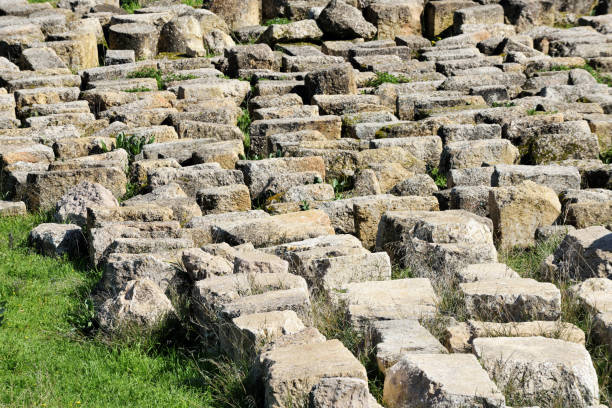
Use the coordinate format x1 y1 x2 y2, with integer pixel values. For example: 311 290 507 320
0 214 218 407
124 87 152 93
120 0 141 13
263 18 291 26
237 108 252 155
526 108 557 116
365 72 410 88
427 167 447 189
100 132 155 164
181 0 203 6
601 147 612 164
491 101 516 108
581 64 612 87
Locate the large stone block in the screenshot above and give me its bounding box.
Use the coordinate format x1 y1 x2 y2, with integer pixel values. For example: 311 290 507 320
365 0 424 39
334 278 439 328
383 353 506 407
461 278 562 322
489 180 561 250
212 210 335 248
473 336 599 406
261 339 367 408
24 167 127 211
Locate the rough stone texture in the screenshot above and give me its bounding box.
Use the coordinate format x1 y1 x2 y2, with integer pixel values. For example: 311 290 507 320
354 195 439 249
473 337 599 407
440 140 519 173
368 319 447 374
456 262 520 282
25 167 127 211
28 223 86 258
460 278 561 322
108 23 158 60
261 339 367 408
546 226 612 280
212 210 335 248
97 279 176 333
383 353 506 408
304 64 357 101
196 184 252 215
309 377 380 408
492 164 581 194
55 181 118 227
0 200 26 217
445 320 586 353
570 278 612 315
220 310 306 361
209 0 261 30
364 0 424 40
334 279 439 329
317 0 377 40
489 181 561 250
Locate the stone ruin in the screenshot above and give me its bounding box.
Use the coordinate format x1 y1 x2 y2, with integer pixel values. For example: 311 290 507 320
1 0 612 406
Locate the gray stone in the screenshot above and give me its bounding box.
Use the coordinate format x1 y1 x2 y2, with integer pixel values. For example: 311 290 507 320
97 279 176 333
460 278 561 322
492 164 581 194
383 353 506 408
473 337 599 407
316 0 377 40
309 377 380 408
28 223 86 258
367 319 447 374
108 23 159 60
55 181 118 227
546 226 612 280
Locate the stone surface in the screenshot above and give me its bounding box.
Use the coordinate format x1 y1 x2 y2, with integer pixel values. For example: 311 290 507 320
546 226 612 280
460 278 562 322
317 0 377 40
28 223 86 258
261 339 367 408
97 279 176 333
456 262 520 282
489 181 561 250
368 319 447 374
0 200 26 217
309 377 380 408
55 181 118 227
473 337 599 407
334 279 439 328
383 353 506 408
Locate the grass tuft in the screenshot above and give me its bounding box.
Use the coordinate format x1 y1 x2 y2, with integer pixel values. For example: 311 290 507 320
120 0 140 13
182 0 204 6
263 18 291 26
365 72 410 88
427 166 447 189
124 87 152 93
366 72 410 88
601 147 612 164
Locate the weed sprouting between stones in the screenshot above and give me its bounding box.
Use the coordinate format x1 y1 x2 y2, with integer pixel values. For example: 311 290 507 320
126 68 197 90
263 18 291 26
365 72 411 87
427 166 447 189
119 0 140 13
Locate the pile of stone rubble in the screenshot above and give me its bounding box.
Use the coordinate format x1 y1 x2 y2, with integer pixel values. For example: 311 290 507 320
1 0 612 406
